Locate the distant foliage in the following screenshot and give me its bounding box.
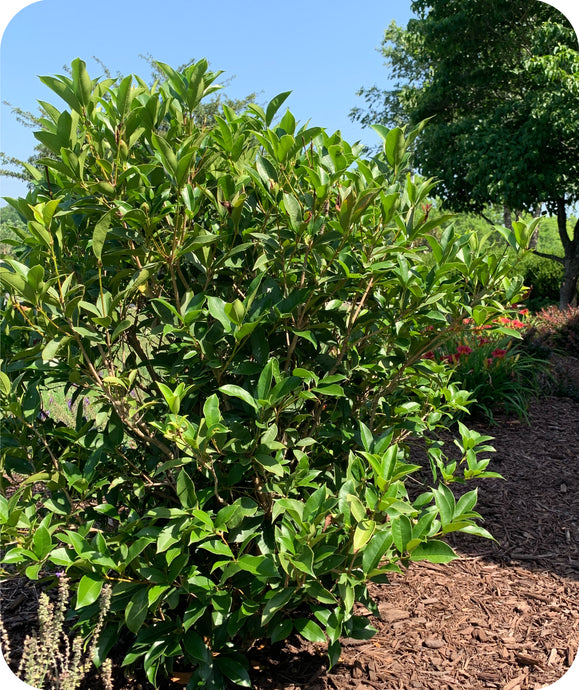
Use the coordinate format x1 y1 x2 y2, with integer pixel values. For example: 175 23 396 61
0 60 534 688
518 253 565 307
0 205 26 254
352 0 579 307
528 305 579 357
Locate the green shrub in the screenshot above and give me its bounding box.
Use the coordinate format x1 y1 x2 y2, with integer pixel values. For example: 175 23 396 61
517 251 565 307
1 59 533 688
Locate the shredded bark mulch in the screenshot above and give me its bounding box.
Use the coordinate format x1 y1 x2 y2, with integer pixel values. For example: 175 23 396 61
2 362 578 690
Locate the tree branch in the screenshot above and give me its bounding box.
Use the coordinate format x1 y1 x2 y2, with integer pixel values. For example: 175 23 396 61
531 250 564 265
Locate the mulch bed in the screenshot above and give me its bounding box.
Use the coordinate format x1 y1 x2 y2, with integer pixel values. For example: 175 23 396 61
2 367 579 690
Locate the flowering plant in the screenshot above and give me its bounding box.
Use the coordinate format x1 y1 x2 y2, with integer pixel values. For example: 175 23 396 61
424 310 551 422
526 305 579 357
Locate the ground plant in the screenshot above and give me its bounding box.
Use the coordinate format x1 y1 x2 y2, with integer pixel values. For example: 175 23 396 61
0 60 534 688
425 312 551 422
0 574 113 690
525 305 579 358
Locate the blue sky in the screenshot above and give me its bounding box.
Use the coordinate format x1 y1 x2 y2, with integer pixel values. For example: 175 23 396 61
1 1 578 205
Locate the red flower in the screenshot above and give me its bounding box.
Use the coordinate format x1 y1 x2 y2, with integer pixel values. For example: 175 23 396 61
456 344 473 356
423 350 435 360
491 348 507 359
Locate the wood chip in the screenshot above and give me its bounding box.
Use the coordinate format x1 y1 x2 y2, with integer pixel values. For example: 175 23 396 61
343 638 373 647
514 651 544 667
4 593 27 611
423 636 445 649
170 671 192 684
524 592 551 603
379 606 410 623
502 675 527 690
473 628 491 642
478 671 501 681
510 552 558 561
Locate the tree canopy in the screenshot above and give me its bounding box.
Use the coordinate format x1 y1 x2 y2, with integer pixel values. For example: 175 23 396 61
352 0 579 306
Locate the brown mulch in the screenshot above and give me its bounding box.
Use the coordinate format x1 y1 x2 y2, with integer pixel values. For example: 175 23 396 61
2 363 579 689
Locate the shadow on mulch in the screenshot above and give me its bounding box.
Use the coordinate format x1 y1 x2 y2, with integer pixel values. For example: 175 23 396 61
420 394 579 583
2 390 579 690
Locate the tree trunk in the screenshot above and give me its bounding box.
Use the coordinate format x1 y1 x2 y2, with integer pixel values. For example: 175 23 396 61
556 200 579 309
560 253 579 308
528 205 542 249
503 206 512 230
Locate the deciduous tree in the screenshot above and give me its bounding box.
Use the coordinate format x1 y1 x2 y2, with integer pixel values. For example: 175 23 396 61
352 0 579 307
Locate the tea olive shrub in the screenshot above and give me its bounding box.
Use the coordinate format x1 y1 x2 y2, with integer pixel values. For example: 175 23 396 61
0 60 534 688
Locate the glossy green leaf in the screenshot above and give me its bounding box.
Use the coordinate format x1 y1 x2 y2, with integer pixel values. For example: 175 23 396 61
256 155 278 184
215 655 251 687
353 519 376 552
176 469 197 509
362 530 393 572
32 525 53 560
219 385 259 411
391 515 413 553
77 573 104 608
152 133 178 178
265 91 291 127
111 319 132 342
261 587 295 626
312 384 345 397
92 209 115 261
0 371 10 397
125 587 149 633
42 336 71 363
270 617 293 643
72 58 92 106
294 617 326 643
409 539 457 564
